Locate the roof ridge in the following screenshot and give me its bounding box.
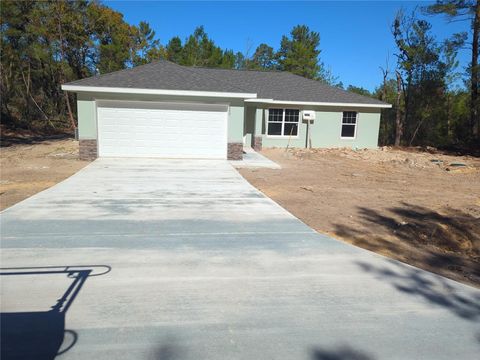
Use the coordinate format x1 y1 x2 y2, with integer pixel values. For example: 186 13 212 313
190 65 285 74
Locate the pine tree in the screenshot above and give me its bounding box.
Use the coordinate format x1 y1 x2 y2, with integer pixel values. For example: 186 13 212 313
165 37 183 63
426 0 480 141
277 25 321 79
250 44 277 70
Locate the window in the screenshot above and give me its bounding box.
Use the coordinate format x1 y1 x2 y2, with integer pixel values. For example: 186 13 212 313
267 108 283 136
267 109 300 137
341 111 357 138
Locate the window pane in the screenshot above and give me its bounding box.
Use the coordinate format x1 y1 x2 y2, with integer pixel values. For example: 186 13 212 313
342 111 357 124
285 109 299 122
284 123 298 136
268 122 282 135
341 124 355 138
269 108 283 122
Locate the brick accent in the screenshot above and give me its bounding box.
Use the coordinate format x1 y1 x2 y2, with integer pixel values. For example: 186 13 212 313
79 139 98 160
253 136 263 151
227 142 243 160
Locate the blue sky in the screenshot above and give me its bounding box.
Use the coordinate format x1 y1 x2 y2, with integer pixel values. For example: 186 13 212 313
105 1 471 91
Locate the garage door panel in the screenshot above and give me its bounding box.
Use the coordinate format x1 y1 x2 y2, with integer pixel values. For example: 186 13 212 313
97 102 227 158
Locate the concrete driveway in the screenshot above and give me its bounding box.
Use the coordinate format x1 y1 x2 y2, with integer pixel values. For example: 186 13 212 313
1 158 479 360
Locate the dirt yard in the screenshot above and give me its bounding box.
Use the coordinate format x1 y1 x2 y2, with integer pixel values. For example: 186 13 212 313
239 147 480 287
1 139 89 210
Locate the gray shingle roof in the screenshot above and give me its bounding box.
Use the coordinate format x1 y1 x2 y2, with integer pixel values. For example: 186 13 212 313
65 60 387 105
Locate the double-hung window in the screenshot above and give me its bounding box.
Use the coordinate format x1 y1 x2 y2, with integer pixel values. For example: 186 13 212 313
267 109 300 137
341 111 357 138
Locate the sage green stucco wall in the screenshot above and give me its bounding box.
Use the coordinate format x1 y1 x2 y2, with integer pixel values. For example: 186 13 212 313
77 93 96 139
243 106 256 147
75 92 244 142
255 108 263 135
309 110 380 148
247 105 381 149
228 105 244 142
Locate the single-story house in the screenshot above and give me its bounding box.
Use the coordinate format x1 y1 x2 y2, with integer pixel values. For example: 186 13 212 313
62 60 391 160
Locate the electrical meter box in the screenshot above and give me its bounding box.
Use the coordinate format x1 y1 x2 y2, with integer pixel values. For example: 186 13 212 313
303 110 316 122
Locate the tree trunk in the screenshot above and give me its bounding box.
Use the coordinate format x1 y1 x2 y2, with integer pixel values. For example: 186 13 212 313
409 110 427 146
402 74 411 141
56 3 76 130
380 67 388 145
446 93 452 139
64 91 75 129
471 0 480 140
21 64 32 128
395 71 403 146
380 57 389 101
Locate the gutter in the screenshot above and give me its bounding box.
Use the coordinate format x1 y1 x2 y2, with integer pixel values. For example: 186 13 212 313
61 84 257 99
244 98 392 109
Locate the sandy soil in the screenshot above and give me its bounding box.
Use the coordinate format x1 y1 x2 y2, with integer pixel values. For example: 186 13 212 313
1 139 89 210
239 147 480 287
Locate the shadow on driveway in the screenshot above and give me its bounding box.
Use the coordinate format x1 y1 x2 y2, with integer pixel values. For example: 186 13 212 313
356 259 480 321
311 345 375 360
1 265 111 360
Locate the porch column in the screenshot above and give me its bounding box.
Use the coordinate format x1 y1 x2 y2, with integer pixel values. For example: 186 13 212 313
253 108 263 151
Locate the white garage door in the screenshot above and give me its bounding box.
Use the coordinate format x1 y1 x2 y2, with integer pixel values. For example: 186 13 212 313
97 101 228 158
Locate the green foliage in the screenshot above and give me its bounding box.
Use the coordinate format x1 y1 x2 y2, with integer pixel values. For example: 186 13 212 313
1 0 159 128
234 52 246 70
179 26 227 67
346 85 371 97
131 21 162 66
426 0 477 18
374 79 399 145
448 90 471 141
165 36 182 63
248 43 277 70
277 25 321 79
425 0 480 142
220 50 236 69
88 2 136 74
390 10 470 147
1 0 97 127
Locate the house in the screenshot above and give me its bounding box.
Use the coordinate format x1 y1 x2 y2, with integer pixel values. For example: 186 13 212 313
62 60 391 160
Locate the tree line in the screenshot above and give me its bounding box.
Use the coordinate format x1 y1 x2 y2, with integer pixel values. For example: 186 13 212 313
380 1 479 148
1 0 479 148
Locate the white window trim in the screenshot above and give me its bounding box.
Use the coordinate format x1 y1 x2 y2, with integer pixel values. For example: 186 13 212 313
266 108 300 138
340 111 358 140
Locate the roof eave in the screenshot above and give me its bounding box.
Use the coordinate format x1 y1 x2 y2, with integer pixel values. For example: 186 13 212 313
61 84 257 99
244 98 392 109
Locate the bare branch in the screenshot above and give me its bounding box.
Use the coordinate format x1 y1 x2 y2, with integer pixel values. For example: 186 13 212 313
447 16 473 23
21 70 54 127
